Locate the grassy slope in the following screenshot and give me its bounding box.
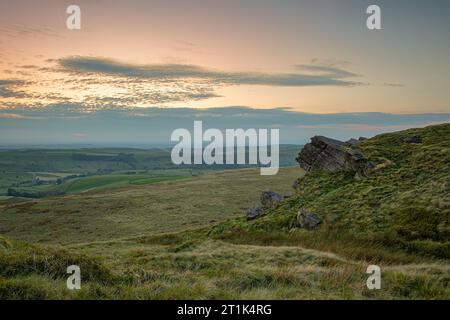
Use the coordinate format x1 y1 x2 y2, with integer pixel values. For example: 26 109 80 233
212 124 450 259
0 124 449 299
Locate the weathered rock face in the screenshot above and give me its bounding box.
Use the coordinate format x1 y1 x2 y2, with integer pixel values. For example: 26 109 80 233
261 189 284 209
246 206 263 220
297 209 321 230
296 136 370 177
245 190 285 220
404 135 422 144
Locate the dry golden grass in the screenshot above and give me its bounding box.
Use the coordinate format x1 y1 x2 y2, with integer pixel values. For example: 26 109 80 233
0 167 302 245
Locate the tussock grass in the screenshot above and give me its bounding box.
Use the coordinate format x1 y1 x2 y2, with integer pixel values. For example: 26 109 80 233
0 239 113 283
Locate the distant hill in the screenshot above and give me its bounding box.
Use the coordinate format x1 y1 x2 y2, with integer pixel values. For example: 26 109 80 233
0 145 301 197
0 145 300 173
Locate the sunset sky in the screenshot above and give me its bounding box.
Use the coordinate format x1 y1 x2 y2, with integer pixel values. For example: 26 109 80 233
1 0 450 145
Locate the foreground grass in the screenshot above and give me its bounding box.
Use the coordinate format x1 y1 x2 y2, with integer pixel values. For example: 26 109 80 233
1 233 449 299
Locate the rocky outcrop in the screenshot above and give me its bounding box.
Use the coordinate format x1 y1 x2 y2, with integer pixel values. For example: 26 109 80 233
246 206 263 220
296 136 370 178
261 189 284 209
297 209 321 230
245 190 285 220
404 135 422 144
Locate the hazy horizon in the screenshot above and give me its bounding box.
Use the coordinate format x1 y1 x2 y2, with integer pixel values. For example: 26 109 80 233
1 106 449 145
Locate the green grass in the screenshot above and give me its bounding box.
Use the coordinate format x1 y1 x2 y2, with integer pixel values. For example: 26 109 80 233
60 173 189 194
1 234 448 299
0 172 34 195
0 145 300 196
0 124 449 299
211 123 450 259
3 170 194 197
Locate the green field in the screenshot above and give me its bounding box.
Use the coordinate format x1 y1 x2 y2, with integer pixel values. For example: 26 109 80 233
59 173 189 194
0 145 300 196
2 171 193 198
0 124 449 299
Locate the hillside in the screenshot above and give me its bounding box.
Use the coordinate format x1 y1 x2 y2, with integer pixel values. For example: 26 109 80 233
0 124 449 299
212 123 450 260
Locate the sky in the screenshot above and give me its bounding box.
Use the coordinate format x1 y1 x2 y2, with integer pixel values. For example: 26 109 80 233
1 0 450 145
